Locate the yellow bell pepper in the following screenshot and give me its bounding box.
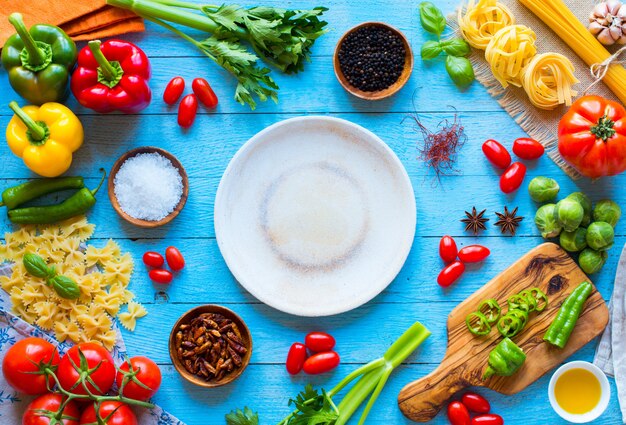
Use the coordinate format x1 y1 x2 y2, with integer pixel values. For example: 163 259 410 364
6 101 83 177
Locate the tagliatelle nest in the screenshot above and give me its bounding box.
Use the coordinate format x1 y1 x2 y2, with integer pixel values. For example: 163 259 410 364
0 216 146 349
485 24 537 88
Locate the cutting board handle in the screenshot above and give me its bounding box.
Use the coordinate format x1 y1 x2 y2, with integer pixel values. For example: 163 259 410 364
398 358 470 422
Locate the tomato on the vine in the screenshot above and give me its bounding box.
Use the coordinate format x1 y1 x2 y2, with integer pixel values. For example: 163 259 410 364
80 401 138 425
513 137 544 160
439 235 458 263
461 392 490 413
57 342 115 396
437 261 465 287
499 162 526 193
115 356 162 401
286 342 307 375
482 139 511 169
165 246 185 271
302 351 340 374
447 401 471 425
305 332 336 352
2 337 59 395
23 394 80 425
458 245 490 263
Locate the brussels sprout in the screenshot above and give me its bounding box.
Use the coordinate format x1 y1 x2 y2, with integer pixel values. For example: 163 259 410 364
566 192 592 227
579 248 608 275
535 204 562 238
528 177 560 202
554 198 584 232
586 221 614 251
593 199 621 227
559 228 587 252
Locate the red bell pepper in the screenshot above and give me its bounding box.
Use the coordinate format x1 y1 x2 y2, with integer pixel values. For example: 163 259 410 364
71 40 151 113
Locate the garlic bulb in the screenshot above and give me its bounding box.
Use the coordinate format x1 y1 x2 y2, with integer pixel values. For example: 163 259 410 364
589 0 626 45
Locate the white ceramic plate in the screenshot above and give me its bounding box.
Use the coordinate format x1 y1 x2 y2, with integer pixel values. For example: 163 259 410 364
214 116 416 316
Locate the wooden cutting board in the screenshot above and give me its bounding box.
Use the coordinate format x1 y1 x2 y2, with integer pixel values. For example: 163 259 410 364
398 242 609 422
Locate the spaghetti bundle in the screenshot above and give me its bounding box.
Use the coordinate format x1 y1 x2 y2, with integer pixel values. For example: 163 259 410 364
485 25 537 88
519 0 626 105
457 0 516 49
522 53 579 110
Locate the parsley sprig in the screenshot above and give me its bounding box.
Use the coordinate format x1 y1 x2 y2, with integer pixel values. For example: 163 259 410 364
107 0 328 109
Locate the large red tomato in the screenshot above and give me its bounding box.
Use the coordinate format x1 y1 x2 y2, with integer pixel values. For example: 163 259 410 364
79 401 138 425
558 95 626 178
115 356 162 401
22 393 80 425
3 337 60 395
57 342 115 396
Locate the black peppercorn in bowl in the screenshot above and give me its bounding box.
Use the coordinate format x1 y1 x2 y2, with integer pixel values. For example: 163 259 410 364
333 22 413 100
169 304 252 388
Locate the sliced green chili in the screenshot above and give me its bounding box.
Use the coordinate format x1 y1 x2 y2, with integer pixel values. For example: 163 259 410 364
466 312 491 336
497 314 523 338
478 298 501 324
523 287 548 312
507 294 530 312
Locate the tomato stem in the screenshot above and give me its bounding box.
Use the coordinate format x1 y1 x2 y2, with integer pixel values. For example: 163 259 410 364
591 115 616 142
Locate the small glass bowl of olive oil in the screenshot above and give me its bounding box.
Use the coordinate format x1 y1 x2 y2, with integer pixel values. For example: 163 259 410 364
549 361 610 423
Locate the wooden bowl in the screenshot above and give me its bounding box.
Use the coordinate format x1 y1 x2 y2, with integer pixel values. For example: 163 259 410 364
108 147 188 228
169 304 253 388
333 22 413 100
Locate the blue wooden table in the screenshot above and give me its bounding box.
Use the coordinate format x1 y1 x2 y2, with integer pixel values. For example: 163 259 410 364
1 1 625 423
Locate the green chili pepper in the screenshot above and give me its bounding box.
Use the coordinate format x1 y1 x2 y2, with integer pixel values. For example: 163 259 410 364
544 281 593 348
483 337 526 380
1 177 85 210
507 294 531 312
522 287 548 312
1 13 77 104
478 298 501 324
22 253 79 299
466 312 491 336
497 313 523 338
8 170 105 224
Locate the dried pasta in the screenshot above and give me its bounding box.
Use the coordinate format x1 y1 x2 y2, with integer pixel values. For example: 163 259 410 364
522 53 579 110
458 0 515 50
0 216 146 350
485 25 537 88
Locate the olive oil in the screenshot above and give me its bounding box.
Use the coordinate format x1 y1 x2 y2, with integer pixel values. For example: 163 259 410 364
554 368 601 414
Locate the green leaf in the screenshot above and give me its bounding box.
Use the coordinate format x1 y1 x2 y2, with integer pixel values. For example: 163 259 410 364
440 38 471 57
419 2 446 36
23 253 51 279
225 407 259 425
421 40 442 60
445 55 475 87
49 275 80 300
201 4 246 31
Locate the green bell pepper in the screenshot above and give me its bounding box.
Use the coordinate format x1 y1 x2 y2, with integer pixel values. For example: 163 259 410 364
483 337 526 379
1 13 77 104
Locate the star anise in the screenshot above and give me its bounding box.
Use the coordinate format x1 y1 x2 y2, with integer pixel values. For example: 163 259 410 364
461 207 489 235
495 206 524 236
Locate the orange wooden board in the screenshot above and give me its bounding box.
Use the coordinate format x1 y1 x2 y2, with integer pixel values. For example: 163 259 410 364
398 243 609 422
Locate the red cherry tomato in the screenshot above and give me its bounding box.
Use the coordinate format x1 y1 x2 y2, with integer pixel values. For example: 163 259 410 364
447 401 471 425
482 139 511 169
165 246 185 271
192 78 218 108
80 401 138 425
439 235 458 263
2 337 59 395
142 251 164 268
461 392 491 413
437 261 465 287
23 394 80 425
163 76 185 105
178 94 198 128
57 342 115 396
286 342 307 375
513 137 544 160
302 351 340 374
115 356 162 401
149 269 173 284
471 414 503 425
458 245 490 263
499 162 527 194
305 332 336 352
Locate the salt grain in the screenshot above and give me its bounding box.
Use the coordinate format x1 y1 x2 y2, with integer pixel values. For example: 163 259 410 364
114 153 183 221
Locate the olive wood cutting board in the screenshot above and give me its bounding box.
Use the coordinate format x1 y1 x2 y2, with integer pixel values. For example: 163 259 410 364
398 242 609 422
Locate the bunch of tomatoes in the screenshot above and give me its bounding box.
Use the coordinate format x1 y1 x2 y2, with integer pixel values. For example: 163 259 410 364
163 76 218 128
143 246 185 284
438 236 490 287
286 332 340 375
482 137 545 194
3 337 162 425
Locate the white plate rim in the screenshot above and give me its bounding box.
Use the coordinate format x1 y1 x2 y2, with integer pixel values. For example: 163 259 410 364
214 116 416 316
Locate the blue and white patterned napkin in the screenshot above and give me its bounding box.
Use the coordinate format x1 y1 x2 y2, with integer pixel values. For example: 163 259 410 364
0 308 185 424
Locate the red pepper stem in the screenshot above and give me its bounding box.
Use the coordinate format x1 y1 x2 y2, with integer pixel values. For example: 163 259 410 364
88 40 119 82
8 101 46 141
8 13 46 66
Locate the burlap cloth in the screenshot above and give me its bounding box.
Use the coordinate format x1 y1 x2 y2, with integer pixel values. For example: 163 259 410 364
451 0 621 179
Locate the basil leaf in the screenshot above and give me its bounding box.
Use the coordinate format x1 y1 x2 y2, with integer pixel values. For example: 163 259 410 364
23 253 51 279
421 40 442 60
445 56 475 87
419 2 446 36
441 38 471 57
49 275 80 300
